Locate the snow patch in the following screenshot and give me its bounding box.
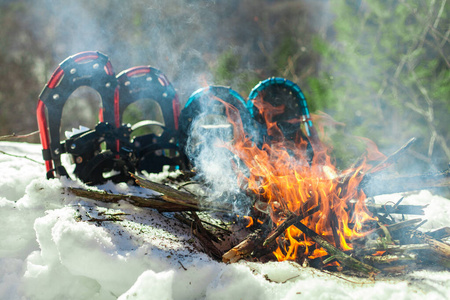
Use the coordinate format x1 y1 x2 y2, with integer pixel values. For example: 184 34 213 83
1 141 450 300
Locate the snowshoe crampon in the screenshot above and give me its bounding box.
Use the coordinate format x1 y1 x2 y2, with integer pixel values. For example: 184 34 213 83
37 51 183 185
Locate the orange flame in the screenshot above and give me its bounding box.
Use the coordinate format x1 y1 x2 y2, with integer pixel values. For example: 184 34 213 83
244 216 254 228
217 95 383 262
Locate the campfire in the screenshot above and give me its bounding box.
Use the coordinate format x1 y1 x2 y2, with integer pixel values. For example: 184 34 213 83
218 92 449 274
222 93 376 265
70 83 450 276
37 52 449 276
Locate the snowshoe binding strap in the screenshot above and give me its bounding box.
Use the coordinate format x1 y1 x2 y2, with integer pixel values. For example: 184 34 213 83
37 51 117 179
62 122 136 185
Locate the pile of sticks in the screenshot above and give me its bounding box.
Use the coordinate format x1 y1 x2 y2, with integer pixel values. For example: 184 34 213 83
68 138 450 276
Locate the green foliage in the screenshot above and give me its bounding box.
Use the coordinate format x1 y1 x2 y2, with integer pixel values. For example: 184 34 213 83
213 50 241 84
213 49 260 95
273 36 296 71
310 0 450 171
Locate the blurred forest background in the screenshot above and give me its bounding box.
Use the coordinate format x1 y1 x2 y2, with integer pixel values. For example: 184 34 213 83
0 0 448 174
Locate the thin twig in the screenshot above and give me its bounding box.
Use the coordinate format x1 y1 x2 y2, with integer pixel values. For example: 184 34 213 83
0 130 40 141
367 137 416 174
0 150 44 165
321 270 373 285
263 205 320 247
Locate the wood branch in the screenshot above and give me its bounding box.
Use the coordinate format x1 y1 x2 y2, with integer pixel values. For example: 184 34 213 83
131 173 231 213
367 137 416 174
409 229 450 267
87 217 124 223
223 229 269 263
0 130 40 141
69 186 229 213
366 203 427 215
360 170 450 197
361 243 431 254
293 221 380 274
174 213 221 243
352 218 423 243
263 205 320 247
363 253 417 265
0 150 44 165
69 187 201 212
427 227 450 240
189 212 223 260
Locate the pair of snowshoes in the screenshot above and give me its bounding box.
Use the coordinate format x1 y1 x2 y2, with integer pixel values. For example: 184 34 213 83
37 51 317 185
37 51 182 185
179 78 318 169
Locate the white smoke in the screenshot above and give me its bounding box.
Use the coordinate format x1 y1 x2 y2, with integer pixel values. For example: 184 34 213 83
185 105 254 215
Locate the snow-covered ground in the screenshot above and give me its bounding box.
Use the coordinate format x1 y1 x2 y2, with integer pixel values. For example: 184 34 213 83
1 141 450 300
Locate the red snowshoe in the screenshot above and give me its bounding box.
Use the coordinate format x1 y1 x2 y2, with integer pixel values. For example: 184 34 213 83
116 66 183 174
37 52 182 185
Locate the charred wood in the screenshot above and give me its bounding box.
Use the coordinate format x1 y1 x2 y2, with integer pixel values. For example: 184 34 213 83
263 205 320 247
366 203 427 216
351 218 423 244
174 212 221 243
292 221 380 274
409 229 450 268
361 170 450 197
188 212 223 260
427 227 450 240
223 229 270 263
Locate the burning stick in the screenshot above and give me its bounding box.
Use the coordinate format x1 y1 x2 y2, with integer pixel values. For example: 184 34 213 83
222 229 269 263
263 205 320 247
366 137 417 174
292 221 380 274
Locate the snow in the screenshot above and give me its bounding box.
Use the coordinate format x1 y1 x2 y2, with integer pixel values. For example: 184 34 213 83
1 141 450 300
